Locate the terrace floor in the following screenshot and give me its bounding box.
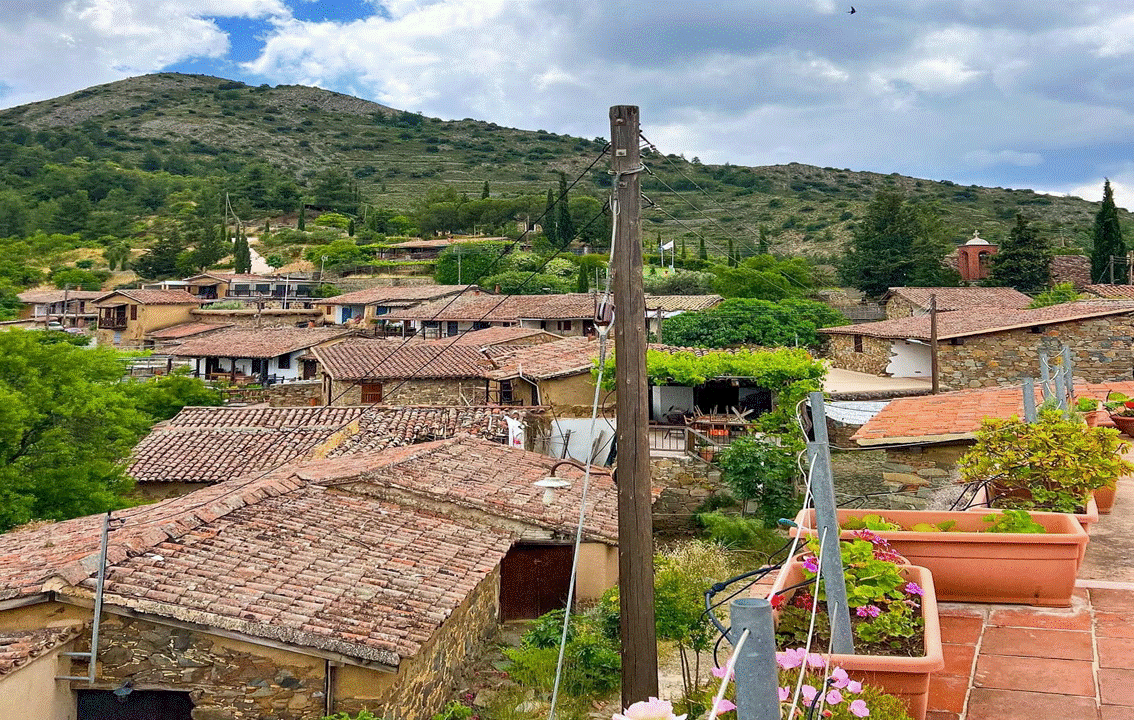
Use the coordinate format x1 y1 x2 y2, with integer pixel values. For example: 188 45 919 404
927 473 1134 720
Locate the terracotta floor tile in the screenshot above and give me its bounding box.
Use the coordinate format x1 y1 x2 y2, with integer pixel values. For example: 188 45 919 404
928 673 969 713
925 712 960 720
988 606 1092 631
939 615 984 645
980 626 1094 661
937 602 987 618
1092 589 1134 613
966 688 1099 720
1097 612 1134 639
1101 668 1134 706
974 654 1095 696
1100 637 1134 669
941 642 978 677
1103 707 1134 720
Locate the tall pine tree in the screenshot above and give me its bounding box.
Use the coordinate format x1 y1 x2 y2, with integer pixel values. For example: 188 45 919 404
988 214 1052 292
543 189 557 248
1092 179 1126 283
555 173 574 248
233 225 251 274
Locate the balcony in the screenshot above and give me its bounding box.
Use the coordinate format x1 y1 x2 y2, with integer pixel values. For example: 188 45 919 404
98 314 127 330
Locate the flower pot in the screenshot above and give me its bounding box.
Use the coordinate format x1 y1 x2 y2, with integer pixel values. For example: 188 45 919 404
1095 483 1117 514
1085 410 1102 428
1110 413 1134 437
792 508 1088 607
768 562 943 720
968 484 1099 536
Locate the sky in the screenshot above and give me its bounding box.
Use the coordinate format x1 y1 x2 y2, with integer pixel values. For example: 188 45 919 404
4 1 1134 207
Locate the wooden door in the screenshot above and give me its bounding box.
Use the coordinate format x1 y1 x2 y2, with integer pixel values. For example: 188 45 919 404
499 543 574 621
77 690 194 720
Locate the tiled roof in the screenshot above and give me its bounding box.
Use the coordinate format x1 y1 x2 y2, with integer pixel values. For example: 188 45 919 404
311 285 472 306
186 273 277 283
384 293 597 322
851 380 1134 445
128 406 365 483
172 326 350 358
644 294 724 312
128 405 533 484
334 435 619 543
387 236 509 250
1084 284 1134 300
95 289 201 305
148 322 234 340
17 290 105 303
821 301 1134 340
421 325 560 347
315 338 490 380
0 626 82 678
486 336 600 381
882 287 1032 311
0 437 620 665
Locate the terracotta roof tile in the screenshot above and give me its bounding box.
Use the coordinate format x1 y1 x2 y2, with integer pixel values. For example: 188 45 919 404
644 294 724 312
882 287 1032 311
95 289 201 305
822 300 1134 340
17 290 105 303
315 338 490 380
852 380 1134 445
0 626 82 678
172 326 350 358
421 326 560 347
311 285 472 306
1084 284 1134 299
486 336 600 380
383 293 597 322
148 322 234 340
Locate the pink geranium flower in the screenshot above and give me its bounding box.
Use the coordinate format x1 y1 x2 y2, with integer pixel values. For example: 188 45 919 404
711 666 733 680
830 667 849 688
846 680 863 694
778 686 790 702
801 685 818 704
849 699 870 717
806 652 826 668
613 697 687 720
776 647 808 669
826 689 843 705
713 699 736 713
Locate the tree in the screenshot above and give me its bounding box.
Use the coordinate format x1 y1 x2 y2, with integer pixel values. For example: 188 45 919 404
839 191 957 298
1092 179 1126 283
698 236 708 261
710 255 816 300
542 188 558 248
576 262 589 293
190 224 228 271
233 225 251 274
662 298 846 349
727 237 737 267
481 180 490 199
988 214 1052 292
757 225 770 254
134 229 184 279
298 205 306 231
555 173 574 248
435 241 509 284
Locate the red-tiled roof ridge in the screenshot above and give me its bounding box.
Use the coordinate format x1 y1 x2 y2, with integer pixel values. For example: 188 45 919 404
94 289 201 305
851 380 1134 445
0 626 83 679
882 286 1032 310
310 284 473 306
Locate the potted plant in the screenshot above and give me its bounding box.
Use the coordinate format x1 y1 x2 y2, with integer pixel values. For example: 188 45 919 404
769 532 943 720
1075 396 1102 427
790 508 1088 606
1106 392 1134 436
958 409 1131 533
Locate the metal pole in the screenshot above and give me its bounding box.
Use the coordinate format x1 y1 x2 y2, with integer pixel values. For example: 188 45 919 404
929 294 939 394
1062 345 1075 401
807 391 854 654
89 511 111 684
730 598 781 720
1039 351 1051 401
1023 378 1037 423
1054 362 1066 411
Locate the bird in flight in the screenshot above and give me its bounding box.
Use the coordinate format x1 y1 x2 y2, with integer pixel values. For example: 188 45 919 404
848 6 856 13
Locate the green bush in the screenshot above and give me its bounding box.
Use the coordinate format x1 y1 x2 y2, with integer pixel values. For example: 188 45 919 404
717 434 802 528
431 700 472 720
502 608 619 697
322 711 381 720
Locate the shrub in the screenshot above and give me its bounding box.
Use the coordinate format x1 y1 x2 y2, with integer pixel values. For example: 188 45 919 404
717 434 802 528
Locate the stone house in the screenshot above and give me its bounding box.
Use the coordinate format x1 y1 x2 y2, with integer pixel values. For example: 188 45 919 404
172 326 352 385
880 287 1031 319
1083 284 1134 300
0 437 620 720
92 289 202 347
314 338 494 405
148 272 319 305
0 626 82 719
16 289 104 329
145 321 234 352
822 301 1134 390
850 380 1134 477
484 336 611 415
311 284 472 327
127 404 546 499
645 294 724 339
383 293 599 338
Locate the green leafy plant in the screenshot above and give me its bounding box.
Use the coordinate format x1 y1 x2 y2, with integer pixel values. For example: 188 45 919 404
982 509 1046 534
1074 396 1099 413
322 711 381 720
840 514 902 531
502 607 619 698
431 700 472 720
958 410 1133 513
716 433 803 529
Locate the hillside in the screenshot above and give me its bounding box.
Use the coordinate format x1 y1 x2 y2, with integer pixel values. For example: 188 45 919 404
0 72 1125 262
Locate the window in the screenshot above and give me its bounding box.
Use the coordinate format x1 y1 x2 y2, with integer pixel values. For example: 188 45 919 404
447 321 459 336
557 320 573 332
324 305 332 315
129 304 137 321
277 353 291 370
853 335 863 353
361 382 383 403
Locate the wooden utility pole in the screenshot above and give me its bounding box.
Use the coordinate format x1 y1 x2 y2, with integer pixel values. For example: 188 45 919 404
610 104 658 706
930 294 939 394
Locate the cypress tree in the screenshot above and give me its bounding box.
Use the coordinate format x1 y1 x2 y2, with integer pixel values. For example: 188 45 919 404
298 205 306 231
556 173 574 248
758 226 769 254
1092 179 1126 283
576 263 589 293
481 181 490 199
348 218 355 237
233 226 251 274
698 236 708 261
543 188 557 248
989 214 1052 292
728 237 737 267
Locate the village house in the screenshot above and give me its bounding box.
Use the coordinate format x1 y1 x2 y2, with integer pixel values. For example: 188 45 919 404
314 338 493 405
311 284 472 327
421 324 562 349
127 404 545 498
172 326 351 385
381 236 510 261
484 335 608 413
145 272 319 306
1083 284 1134 300
0 437 620 720
91 289 202 347
16 289 104 329
644 294 724 339
821 300 1134 390
879 286 1031 319
144 321 234 352
382 293 599 338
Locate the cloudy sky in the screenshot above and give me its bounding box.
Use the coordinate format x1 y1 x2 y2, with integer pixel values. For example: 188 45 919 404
4 1 1134 205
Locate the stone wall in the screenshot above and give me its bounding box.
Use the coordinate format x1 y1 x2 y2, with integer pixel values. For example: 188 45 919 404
936 316 1134 390
330 378 486 406
884 442 972 474
191 309 324 329
649 455 724 534
75 615 331 720
885 297 917 319
826 334 891 375
267 380 323 407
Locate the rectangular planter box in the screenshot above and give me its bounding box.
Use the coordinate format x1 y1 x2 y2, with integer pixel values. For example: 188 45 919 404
966 486 1097 566
792 508 1088 607
768 561 943 720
